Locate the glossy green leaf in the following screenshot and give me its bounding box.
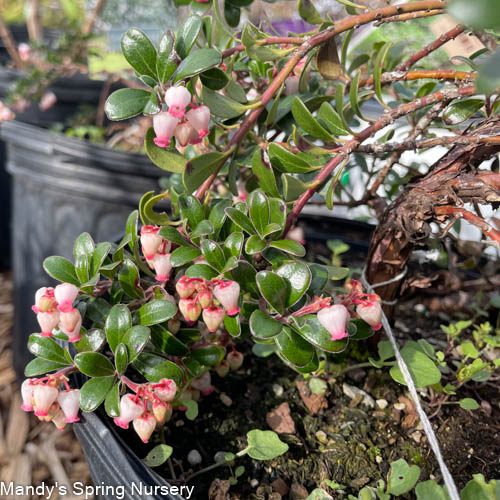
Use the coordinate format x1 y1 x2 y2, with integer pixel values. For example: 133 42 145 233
248 190 269 236
256 271 287 315
43 256 79 285
73 232 94 261
24 357 68 377
249 309 282 339
80 376 116 412
269 240 306 257
143 89 161 115
200 239 226 271
348 71 370 122
104 88 151 121
268 143 317 174
138 300 177 326
374 42 393 108
448 0 500 29
133 353 183 384
276 326 314 367
185 263 219 280
202 87 247 119
231 261 260 298
296 315 349 353
251 148 280 198
191 345 225 366
118 259 143 299
175 13 203 58
92 242 112 276
105 304 132 353
225 207 256 234
121 28 157 78
156 32 176 84
74 352 115 377
144 128 186 174
223 314 241 337
114 343 128 374
144 445 173 467
158 225 190 247
292 97 334 141
224 0 240 27
224 232 244 259
276 261 311 307
75 328 106 353
173 48 222 82
170 246 202 267
104 382 120 417
200 67 229 90
120 325 150 362
151 325 189 356
28 334 68 364
282 174 308 202
183 151 230 194
178 195 204 229
209 199 232 231
245 235 267 255
192 220 215 238
443 99 484 125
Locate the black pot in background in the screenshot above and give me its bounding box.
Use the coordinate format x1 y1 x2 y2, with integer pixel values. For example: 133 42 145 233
1 120 162 379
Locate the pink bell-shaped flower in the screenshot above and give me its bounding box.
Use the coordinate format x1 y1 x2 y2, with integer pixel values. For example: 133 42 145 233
152 378 177 403
174 122 196 147
186 105 210 138
213 281 240 316
152 252 172 282
215 360 230 378
317 304 349 341
153 111 178 147
21 379 35 411
356 301 382 331
175 276 198 299
179 298 202 322
114 394 144 429
57 389 81 423
165 86 191 118
18 43 31 62
37 311 60 337
33 384 59 417
33 287 57 313
133 413 156 443
227 350 244 371
59 308 82 342
197 287 213 309
52 408 67 431
191 371 213 396
152 400 172 425
54 283 79 313
202 306 225 332
140 225 164 259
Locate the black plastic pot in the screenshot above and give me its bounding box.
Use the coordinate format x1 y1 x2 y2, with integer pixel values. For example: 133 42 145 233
1 120 163 379
74 411 184 500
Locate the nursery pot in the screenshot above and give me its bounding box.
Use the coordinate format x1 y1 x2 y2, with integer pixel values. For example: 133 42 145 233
72 215 373 500
1 120 163 379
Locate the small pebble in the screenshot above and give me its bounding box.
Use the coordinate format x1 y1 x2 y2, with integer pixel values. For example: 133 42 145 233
414 303 426 313
394 402 406 411
272 383 284 397
315 430 328 444
376 399 388 409
187 449 202 465
342 383 375 408
220 393 232 406
376 455 382 464
250 479 259 488
411 431 422 443
214 451 230 463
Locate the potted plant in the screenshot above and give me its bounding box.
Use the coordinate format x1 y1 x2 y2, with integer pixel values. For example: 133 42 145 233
17 0 500 497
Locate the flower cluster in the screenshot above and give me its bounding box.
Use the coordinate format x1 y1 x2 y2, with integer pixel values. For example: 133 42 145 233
140 225 172 282
21 376 80 430
0 101 15 122
153 85 210 149
176 276 240 331
32 283 82 342
114 378 176 443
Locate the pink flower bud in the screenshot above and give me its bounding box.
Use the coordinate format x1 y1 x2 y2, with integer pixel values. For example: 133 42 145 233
114 394 144 429
33 287 57 313
165 86 191 118
176 276 197 299
197 287 213 309
191 372 213 395
37 311 60 337
215 360 230 378
133 413 156 443
39 91 57 111
52 409 67 431
152 401 172 425
54 283 79 312
57 389 81 423
227 351 244 371
33 385 59 417
153 378 177 403
317 304 349 341
21 379 35 411
356 301 382 331
152 252 172 282
213 281 240 316
18 43 31 62
153 111 178 147
174 122 195 147
59 308 82 342
202 306 224 332
179 298 202 322
186 106 210 138
140 225 164 259
288 226 305 245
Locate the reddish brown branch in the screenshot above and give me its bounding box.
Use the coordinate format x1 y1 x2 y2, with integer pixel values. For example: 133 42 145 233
83 0 107 35
374 9 444 25
396 24 465 72
359 69 475 88
434 206 500 245
0 13 24 69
